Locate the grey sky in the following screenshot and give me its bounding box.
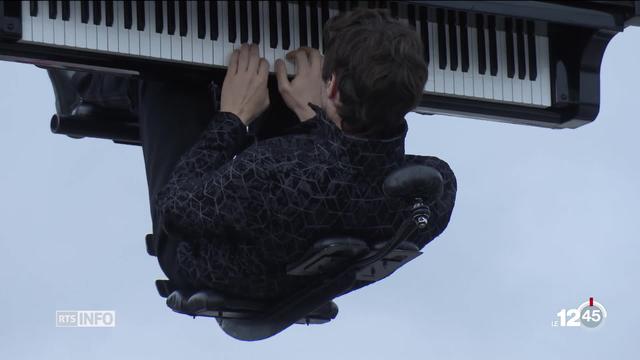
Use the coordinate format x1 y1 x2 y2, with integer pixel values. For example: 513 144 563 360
1 27 638 360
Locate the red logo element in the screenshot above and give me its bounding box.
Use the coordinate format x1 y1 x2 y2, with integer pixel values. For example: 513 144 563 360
589 297 594 307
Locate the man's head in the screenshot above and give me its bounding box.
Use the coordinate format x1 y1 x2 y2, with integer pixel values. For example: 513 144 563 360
320 9 427 139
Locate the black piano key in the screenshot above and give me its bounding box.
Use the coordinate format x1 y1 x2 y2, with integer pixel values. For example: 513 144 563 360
338 1 346 13
179 0 188 36
268 1 277 48
106 0 113 26
30 1 38 17
516 19 526 79
93 0 101 25
436 9 446 70
252 0 260 44
321 0 329 26
407 4 416 29
447 11 458 71
136 1 145 30
505 18 515 78
239 0 248 43
459 12 469 72
167 0 176 35
378 1 387 8
419 7 429 65
298 1 307 47
390 1 398 18
310 1 319 49
81 1 89 23
228 1 237 42
197 0 205 38
488 15 498 76
155 1 163 33
368 1 376 9
210 0 218 40
476 14 486 75
61 0 70 21
280 1 289 49
124 0 133 30
526 20 537 81
349 1 358 10
48 0 57 19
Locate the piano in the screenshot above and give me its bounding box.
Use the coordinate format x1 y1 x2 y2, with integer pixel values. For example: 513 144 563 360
1 1 639 137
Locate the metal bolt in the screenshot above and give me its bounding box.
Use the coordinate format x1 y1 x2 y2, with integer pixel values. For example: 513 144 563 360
415 215 429 229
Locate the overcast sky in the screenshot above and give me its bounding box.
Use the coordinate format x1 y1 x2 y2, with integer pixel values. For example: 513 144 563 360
0 26 638 360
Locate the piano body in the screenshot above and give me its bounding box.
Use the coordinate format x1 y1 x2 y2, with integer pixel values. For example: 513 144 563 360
0 1 639 145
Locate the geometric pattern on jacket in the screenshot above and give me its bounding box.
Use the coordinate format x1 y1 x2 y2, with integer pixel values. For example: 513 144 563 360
155 104 457 300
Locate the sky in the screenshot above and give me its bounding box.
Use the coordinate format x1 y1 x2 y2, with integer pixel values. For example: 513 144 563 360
0 26 639 360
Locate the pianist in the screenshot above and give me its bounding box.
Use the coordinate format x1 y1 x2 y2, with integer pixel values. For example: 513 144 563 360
53 9 456 300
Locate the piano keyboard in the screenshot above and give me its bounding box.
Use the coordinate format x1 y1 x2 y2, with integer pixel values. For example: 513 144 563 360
18 1 551 108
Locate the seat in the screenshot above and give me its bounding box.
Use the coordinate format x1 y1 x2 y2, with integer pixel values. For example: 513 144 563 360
146 163 444 341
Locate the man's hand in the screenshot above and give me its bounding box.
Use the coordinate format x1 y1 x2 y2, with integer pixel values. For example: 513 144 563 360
275 47 324 122
220 44 270 126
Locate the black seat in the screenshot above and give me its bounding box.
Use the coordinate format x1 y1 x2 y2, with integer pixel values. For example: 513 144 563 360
146 163 444 341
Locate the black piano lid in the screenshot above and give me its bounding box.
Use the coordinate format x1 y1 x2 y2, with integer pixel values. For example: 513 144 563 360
409 1 640 31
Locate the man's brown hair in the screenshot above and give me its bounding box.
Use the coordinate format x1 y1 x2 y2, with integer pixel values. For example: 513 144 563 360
322 9 427 139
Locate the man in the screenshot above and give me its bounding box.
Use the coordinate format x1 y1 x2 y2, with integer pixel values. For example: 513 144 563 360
51 9 456 300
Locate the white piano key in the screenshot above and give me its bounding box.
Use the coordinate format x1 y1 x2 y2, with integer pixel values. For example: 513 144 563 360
181 1 192 62
256 1 266 60
74 1 87 48
21 1 33 41
190 1 202 63
31 1 43 43
117 0 129 53
530 36 542 105
470 26 483 98
511 30 522 103
64 1 76 47
213 0 225 66
462 33 474 97
97 2 109 51
140 1 151 57
538 33 551 106
521 33 532 104
232 0 242 51
275 1 287 73
433 21 445 94
262 1 274 72
453 22 464 96
42 1 54 43
491 23 503 102
86 1 97 49
425 20 435 92
443 22 454 95
150 0 161 57
202 1 213 64
289 1 300 74
128 2 140 55
481 28 493 100
170 1 182 60
499 29 513 102
53 1 65 45
107 0 119 51
160 1 171 59
223 1 239 65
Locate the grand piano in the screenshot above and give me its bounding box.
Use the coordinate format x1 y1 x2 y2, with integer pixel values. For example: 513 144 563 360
1 1 639 145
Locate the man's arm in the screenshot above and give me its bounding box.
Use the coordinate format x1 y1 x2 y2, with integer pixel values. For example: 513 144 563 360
154 111 276 238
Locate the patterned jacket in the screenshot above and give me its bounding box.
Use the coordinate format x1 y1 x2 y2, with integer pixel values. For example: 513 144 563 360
155 104 457 299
